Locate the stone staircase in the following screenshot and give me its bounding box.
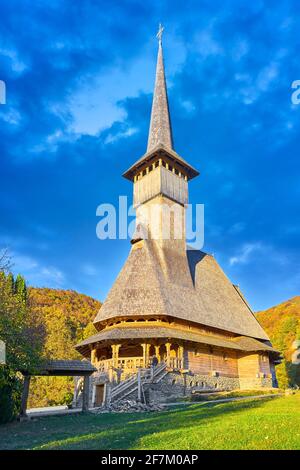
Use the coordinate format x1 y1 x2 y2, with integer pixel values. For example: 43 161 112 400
108 362 167 404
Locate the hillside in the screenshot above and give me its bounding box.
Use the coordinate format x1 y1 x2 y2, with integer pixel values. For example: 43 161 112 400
257 296 300 388
27 288 101 407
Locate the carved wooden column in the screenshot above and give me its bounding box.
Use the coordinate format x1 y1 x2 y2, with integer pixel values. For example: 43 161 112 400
165 342 172 367
154 345 161 361
91 347 97 367
141 343 151 368
178 345 184 369
111 344 121 368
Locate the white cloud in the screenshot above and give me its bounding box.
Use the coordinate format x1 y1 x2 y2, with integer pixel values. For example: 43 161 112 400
229 242 262 266
181 100 196 114
0 47 28 74
11 252 65 288
104 127 138 145
229 242 289 267
67 33 186 136
257 62 279 92
0 107 22 126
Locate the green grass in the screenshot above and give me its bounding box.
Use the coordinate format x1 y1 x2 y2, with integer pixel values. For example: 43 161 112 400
0 394 299 450
190 389 282 401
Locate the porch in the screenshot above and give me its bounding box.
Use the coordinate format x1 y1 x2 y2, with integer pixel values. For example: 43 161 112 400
91 342 185 375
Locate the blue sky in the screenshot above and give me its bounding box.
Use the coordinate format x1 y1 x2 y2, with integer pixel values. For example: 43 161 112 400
0 0 300 311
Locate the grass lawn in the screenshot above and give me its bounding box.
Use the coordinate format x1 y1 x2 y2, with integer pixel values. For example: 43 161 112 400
0 394 299 450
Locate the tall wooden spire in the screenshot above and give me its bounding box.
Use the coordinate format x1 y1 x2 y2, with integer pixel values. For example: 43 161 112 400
147 25 173 152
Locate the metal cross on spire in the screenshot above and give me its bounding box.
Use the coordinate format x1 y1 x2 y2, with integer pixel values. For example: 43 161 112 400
156 23 164 44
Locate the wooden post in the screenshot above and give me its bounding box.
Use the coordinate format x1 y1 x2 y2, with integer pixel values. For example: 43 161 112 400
20 375 31 418
91 348 97 366
165 342 171 367
141 343 147 368
82 375 90 412
137 369 141 402
155 345 160 362
178 345 184 369
141 343 151 368
112 344 121 368
183 372 187 396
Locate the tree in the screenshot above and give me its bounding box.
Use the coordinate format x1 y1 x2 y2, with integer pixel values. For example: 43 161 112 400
0 272 43 423
0 249 11 273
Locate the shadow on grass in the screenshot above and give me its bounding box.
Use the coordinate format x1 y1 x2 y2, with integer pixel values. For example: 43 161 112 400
0 395 281 450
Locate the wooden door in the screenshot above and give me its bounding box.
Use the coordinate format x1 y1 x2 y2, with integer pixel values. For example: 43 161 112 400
95 384 104 406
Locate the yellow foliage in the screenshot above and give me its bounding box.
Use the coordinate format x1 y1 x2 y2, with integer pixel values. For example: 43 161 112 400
257 296 300 388
27 288 100 407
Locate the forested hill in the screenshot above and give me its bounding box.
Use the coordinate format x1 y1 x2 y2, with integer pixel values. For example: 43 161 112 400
256 296 300 388
28 288 101 407
29 287 100 357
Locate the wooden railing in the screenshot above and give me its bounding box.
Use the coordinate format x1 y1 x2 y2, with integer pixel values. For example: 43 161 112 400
95 356 183 373
169 357 183 369
96 357 145 372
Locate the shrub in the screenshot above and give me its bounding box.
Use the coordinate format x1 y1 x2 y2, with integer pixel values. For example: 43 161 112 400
0 367 22 424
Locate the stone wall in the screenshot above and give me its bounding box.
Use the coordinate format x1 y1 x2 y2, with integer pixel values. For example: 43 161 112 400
74 364 275 408
143 372 240 404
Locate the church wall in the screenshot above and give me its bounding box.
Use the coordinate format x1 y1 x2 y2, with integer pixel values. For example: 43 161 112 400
238 353 273 389
186 346 239 378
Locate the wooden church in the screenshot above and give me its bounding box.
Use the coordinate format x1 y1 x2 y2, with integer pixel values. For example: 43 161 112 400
76 29 280 406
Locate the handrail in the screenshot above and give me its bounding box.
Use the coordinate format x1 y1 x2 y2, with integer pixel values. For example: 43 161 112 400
110 361 168 401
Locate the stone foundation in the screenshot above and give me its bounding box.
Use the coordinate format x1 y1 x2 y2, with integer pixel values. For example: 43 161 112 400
239 377 273 390
74 369 275 408
145 372 240 403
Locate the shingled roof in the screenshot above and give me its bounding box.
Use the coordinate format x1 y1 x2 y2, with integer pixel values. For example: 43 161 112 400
21 360 96 376
123 143 199 181
93 241 269 341
76 325 276 357
147 38 173 152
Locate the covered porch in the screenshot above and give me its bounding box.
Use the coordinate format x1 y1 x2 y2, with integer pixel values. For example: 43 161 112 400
91 341 185 375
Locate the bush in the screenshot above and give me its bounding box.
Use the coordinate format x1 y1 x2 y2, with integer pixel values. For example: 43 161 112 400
0 367 22 424
63 391 74 406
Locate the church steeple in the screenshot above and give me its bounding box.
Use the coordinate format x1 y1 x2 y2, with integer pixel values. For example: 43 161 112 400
147 24 173 152
123 26 199 186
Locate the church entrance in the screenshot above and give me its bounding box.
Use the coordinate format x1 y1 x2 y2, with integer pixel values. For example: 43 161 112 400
95 384 104 406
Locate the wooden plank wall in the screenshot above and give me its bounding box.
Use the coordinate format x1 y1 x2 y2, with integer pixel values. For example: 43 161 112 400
186 345 239 377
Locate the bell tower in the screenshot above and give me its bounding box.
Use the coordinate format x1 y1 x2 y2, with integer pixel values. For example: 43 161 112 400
123 25 199 246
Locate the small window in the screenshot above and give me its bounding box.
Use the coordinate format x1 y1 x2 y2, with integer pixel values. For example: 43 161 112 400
215 383 218 389
169 165 173 172
162 160 166 168
142 169 146 176
175 168 179 175
172 379 176 386
223 354 228 361
155 161 159 168
189 381 193 387
149 165 153 172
